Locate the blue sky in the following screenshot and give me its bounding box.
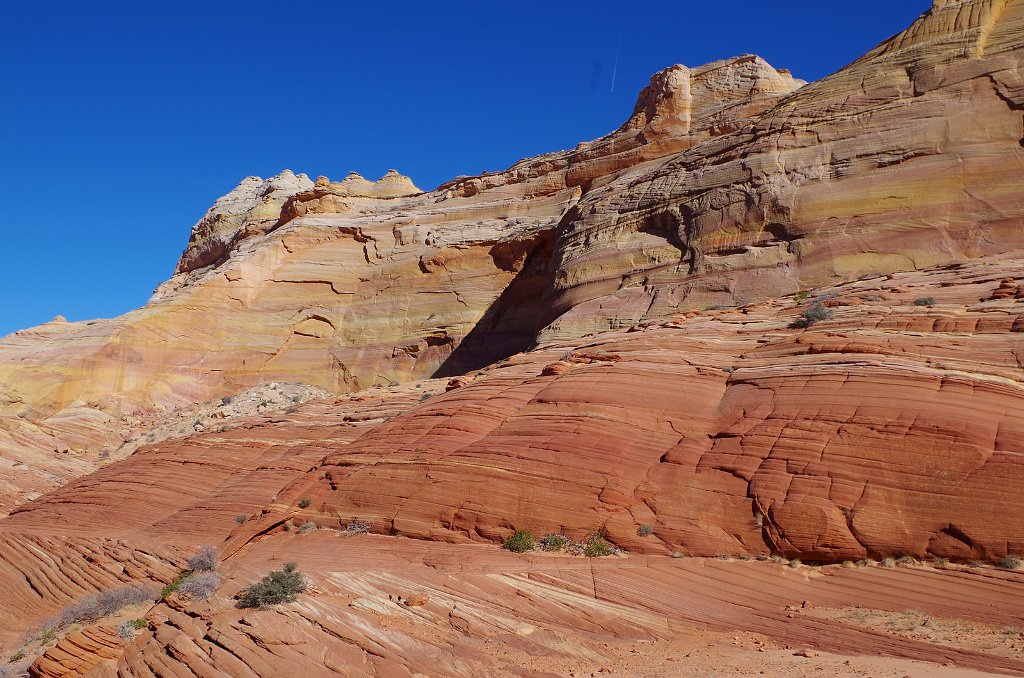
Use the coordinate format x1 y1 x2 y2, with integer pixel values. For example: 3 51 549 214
0 1 931 336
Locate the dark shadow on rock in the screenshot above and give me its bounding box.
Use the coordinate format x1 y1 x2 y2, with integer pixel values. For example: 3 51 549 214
432 230 553 378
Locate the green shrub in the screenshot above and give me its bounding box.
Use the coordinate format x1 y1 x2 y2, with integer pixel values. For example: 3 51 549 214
298 498 312 509
538 533 571 551
637 524 654 537
584 537 614 558
790 302 833 328
237 563 307 609
997 554 1023 570
235 514 248 524
502 530 536 553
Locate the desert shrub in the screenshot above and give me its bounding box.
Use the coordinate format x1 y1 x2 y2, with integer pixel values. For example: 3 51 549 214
671 551 686 559
116 619 143 640
756 554 770 562
718 554 732 561
932 557 951 569
346 519 371 534
179 572 221 601
856 559 874 567
771 555 788 565
968 559 984 568
842 560 855 568
502 530 536 553
187 545 218 573
221 395 233 406
298 498 312 509
881 557 897 568
789 559 802 569
896 555 917 567
794 291 810 302
637 524 654 537
236 563 307 608
538 533 571 551
298 522 318 534
291 394 302 403
997 554 1023 570
790 302 833 328
47 585 156 633
914 297 936 306
739 554 752 561
584 537 614 558
235 514 249 524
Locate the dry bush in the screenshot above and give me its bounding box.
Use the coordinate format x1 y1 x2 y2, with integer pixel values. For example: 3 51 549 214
179 572 221 601
187 545 218 572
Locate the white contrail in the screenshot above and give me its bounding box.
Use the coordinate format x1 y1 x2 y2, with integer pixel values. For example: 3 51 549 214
611 39 620 93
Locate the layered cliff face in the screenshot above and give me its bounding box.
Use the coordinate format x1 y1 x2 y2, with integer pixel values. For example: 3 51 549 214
1 2 1024 674
540 0 1024 340
0 55 801 512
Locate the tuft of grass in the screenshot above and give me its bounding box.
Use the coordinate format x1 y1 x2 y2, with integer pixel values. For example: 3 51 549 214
637 524 654 537
298 498 312 509
298 522 317 534
502 530 536 553
881 557 897 568
756 554 769 562
789 559 802 569
842 560 855 568
997 554 1023 570
235 514 249 525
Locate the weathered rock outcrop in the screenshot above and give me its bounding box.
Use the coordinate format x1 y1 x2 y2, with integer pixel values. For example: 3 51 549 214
540 0 1024 341
0 55 801 512
264 256 1024 563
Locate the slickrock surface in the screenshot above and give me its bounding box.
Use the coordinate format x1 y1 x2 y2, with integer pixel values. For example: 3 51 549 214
254 255 1022 564
0 2 1022 675
3 2 1022 516
86 537 1024 676
539 0 1024 340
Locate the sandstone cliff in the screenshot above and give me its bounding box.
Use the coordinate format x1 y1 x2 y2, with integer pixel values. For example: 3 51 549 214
0 2 1023 674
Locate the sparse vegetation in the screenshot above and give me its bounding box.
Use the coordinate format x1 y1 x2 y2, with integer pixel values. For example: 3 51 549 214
186 545 218 573
932 557 951 569
842 560 855 568
298 498 312 509
790 302 833 328
881 557 897 568
116 618 146 639
969 559 984 568
221 395 234 406
538 533 571 551
997 554 1023 570
794 291 810 302
637 524 654 537
914 297 936 306
896 555 917 567
789 558 802 569
236 563 307 609
584 537 615 558
38 585 157 639
502 530 536 553
346 519 371 534
756 554 770 562
298 522 318 534
178 572 221 601
235 514 249 524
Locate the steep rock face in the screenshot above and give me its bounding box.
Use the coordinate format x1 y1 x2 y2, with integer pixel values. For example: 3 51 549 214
271 256 1024 562
539 0 1024 341
0 56 799 512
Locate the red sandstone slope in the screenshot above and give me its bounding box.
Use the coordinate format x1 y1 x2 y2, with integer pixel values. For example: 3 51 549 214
240 255 1023 563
